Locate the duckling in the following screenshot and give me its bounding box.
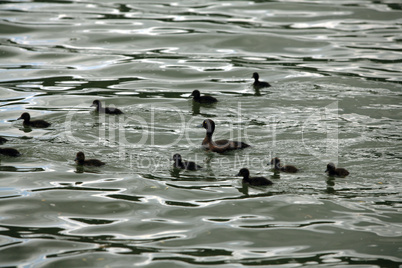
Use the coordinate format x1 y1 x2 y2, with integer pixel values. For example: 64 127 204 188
172 153 202 171
236 168 273 186
252 72 271 90
17 113 51 128
75 151 105 167
325 162 349 177
190 90 218 104
270 157 299 173
91 100 123 115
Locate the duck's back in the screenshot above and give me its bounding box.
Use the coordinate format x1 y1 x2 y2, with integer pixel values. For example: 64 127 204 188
215 139 250 149
29 119 51 128
105 107 123 115
254 81 271 89
336 168 349 176
85 159 106 166
244 176 273 186
0 148 21 157
282 165 299 173
198 95 218 104
203 139 249 153
182 160 202 171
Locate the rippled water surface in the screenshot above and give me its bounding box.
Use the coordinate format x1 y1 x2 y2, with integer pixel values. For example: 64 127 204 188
0 0 401 267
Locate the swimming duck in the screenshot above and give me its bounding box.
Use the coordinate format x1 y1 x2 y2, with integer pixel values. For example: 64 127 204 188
325 162 349 177
200 119 250 153
91 100 123 115
172 153 202 171
252 72 271 90
270 157 299 173
0 147 21 157
75 151 105 167
236 168 273 186
0 136 8 145
17 113 51 128
190 90 218 104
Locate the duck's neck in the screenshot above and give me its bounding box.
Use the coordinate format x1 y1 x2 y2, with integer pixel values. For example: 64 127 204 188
274 162 282 170
203 131 213 144
207 131 213 139
328 169 336 175
76 159 85 165
175 159 183 168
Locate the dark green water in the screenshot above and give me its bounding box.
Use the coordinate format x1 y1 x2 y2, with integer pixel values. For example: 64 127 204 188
0 0 401 267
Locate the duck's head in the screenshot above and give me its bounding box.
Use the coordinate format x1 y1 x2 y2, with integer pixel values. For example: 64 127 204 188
172 153 182 162
75 151 85 162
91 100 101 107
236 168 250 178
325 162 336 172
17 112 30 121
252 72 259 80
200 119 215 134
191 90 201 98
270 157 281 165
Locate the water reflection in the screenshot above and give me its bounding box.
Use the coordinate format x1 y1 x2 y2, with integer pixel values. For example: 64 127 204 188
0 165 45 172
326 177 336 194
236 180 276 197
237 182 250 196
75 165 84 174
254 87 262 96
191 100 218 116
74 165 104 174
19 126 32 133
169 167 181 178
191 101 201 115
270 171 281 180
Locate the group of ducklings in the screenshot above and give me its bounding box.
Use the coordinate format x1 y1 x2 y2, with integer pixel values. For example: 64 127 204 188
0 101 117 166
177 73 349 186
173 118 349 186
1 72 349 184
0 112 51 157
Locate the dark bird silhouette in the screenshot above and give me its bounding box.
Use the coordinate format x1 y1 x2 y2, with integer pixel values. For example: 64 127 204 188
0 136 8 145
325 162 349 177
75 151 105 167
199 119 250 153
252 72 271 90
17 113 51 128
91 100 123 115
172 153 202 171
270 157 299 173
190 90 218 104
236 168 273 186
0 148 21 157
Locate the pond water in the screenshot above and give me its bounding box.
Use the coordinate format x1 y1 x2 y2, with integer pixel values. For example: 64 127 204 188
0 0 401 267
